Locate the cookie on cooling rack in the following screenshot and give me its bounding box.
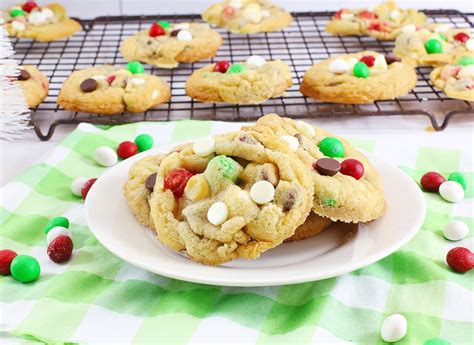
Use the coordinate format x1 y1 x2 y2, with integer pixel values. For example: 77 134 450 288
202 0 292 34
326 1 426 41
243 114 386 223
430 58 474 101
394 23 474 67
299 51 417 104
16 65 49 108
57 63 171 115
185 55 292 104
120 21 222 69
3 2 81 42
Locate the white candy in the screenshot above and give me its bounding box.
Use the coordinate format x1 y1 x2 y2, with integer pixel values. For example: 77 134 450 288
329 58 349 74
390 9 401 20
193 137 215 157
250 180 275 204
177 30 193 41
130 77 145 85
46 226 72 245
28 11 47 24
207 202 229 226
380 314 407 342
41 8 54 19
296 120 315 138
443 220 469 241
229 0 242 9
340 13 354 20
11 21 25 31
246 55 266 67
346 58 359 70
71 177 89 196
174 23 190 30
280 135 299 151
401 24 416 35
152 90 160 100
373 55 388 70
93 146 118 167
434 24 452 33
465 38 474 52
243 3 262 23
92 75 106 80
439 181 464 203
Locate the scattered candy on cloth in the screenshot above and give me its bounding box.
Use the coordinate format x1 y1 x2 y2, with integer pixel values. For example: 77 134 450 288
0 121 473 344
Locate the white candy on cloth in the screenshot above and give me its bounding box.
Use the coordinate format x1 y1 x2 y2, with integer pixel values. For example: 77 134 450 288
380 314 407 342
439 181 464 203
71 177 89 196
280 135 299 151
329 58 349 74
207 202 229 226
246 55 266 67
93 146 118 167
193 137 215 157
47 226 72 245
443 220 469 241
250 180 275 204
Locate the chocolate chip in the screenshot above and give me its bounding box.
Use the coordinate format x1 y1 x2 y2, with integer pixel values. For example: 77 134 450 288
384 55 401 65
294 133 302 144
80 78 97 93
170 29 181 37
239 135 258 145
18 69 31 81
146 40 152 45
314 158 341 176
283 191 297 212
145 173 157 192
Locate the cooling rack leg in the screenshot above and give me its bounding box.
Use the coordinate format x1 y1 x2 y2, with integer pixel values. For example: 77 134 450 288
439 110 474 131
30 121 57 141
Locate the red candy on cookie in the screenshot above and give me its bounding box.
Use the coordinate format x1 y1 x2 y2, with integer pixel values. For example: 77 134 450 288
360 55 375 67
453 32 470 43
214 60 231 73
117 141 138 159
106 75 116 85
0 249 18 275
359 10 377 20
334 9 349 19
340 159 364 180
420 172 446 192
81 178 97 200
222 6 235 16
446 247 474 273
22 1 38 12
149 23 165 37
164 168 194 198
47 235 73 263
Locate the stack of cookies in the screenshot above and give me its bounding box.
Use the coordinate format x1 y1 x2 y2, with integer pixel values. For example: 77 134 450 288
124 114 386 266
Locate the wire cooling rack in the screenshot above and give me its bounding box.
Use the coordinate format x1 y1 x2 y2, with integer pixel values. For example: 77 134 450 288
11 10 474 140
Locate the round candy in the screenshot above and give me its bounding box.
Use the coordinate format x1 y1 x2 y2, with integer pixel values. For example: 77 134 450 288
177 30 192 41
353 62 370 78
439 181 464 203
314 158 341 177
145 173 157 192
360 55 375 67
47 235 73 263
453 32 469 43
318 137 344 158
466 38 474 51
443 220 469 241
246 55 266 67
340 158 364 180
226 63 245 74
205 156 242 183
207 202 229 226
280 135 299 151
164 168 194 198
380 314 407 342
457 55 474 66
71 177 89 197
81 178 97 200
22 2 38 12
0 249 18 275
296 120 315 137
425 39 443 54
41 8 54 19
28 11 46 24
214 60 231 73
10 9 25 17
10 255 40 283
250 180 275 204
424 338 451 345
44 216 69 234
117 141 138 159
80 78 97 93
446 247 474 273
149 23 165 37
447 172 466 190
46 226 72 245
18 69 31 81
328 58 349 74
420 172 446 192
93 146 118 167
157 20 170 30
193 136 215 157
126 61 145 74
134 134 154 152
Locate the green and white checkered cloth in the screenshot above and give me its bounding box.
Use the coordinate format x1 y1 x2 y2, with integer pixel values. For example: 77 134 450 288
1 121 472 344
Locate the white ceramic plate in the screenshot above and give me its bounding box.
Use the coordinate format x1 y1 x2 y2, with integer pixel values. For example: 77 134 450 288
85 142 426 287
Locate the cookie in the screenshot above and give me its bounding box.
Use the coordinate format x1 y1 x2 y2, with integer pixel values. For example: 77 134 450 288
202 0 292 34
300 51 417 104
430 60 474 101
243 114 386 223
394 24 474 66
16 65 49 108
57 63 171 115
4 2 81 42
185 56 292 104
146 130 314 265
120 22 222 69
326 1 426 41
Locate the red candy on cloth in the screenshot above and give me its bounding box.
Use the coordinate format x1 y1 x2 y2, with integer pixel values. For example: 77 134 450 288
214 60 231 73
420 172 446 192
149 23 165 37
359 10 378 20
117 141 138 159
164 168 194 198
47 235 74 263
0 249 18 275
360 55 375 67
81 178 97 200
340 159 364 180
453 32 470 43
446 247 474 273
22 1 38 12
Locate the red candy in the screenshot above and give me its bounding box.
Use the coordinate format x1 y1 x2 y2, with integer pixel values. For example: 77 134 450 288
334 9 349 19
420 172 446 192
340 159 364 180
117 141 138 159
360 55 375 67
22 1 38 12
454 32 470 43
106 75 116 85
47 235 73 263
214 60 231 73
446 247 474 273
222 6 235 16
164 168 194 198
149 23 165 37
359 10 377 20
81 178 97 200
0 249 18 275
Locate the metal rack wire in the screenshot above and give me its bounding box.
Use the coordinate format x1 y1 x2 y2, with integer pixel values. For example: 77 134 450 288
11 10 474 140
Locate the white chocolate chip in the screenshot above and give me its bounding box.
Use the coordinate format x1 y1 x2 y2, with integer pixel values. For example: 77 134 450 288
28 11 47 24
71 177 89 196
458 65 474 79
46 226 72 245
207 202 229 226
130 77 145 85
443 220 469 241
380 314 407 342
261 10 270 17
373 55 388 70
465 38 474 51
177 30 192 41
280 135 299 151
242 3 262 23
296 120 315 138
250 180 275 205
93 146 118 167
229 0 242 9
174 22 189 30
346 58 359 70
328 58 349 74
434 24 452 33
92 75 106 80
439 181 464 203
340 13 354 20
390 9 400 20
11 20 25 31
193 136 215 157
401 24 416 35
246 55 266 67
41 8 54 19
152 90 159 100
115 69 133 77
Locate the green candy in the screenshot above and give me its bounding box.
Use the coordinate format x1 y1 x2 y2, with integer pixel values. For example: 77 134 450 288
423 338 451 345
318 137 344 158
226 63 245 74
11 255 41 283
158 20 171 30
425 39 443 54
44 216 69 234
205 156 243 184
353 61 370 78
134 134 154 152
126 61 145 74
10 9 25 17
448 172 467 190
457 55 474 66
323 198 337 206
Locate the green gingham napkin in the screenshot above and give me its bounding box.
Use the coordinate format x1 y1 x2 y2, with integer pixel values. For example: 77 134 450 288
1 121 472 344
